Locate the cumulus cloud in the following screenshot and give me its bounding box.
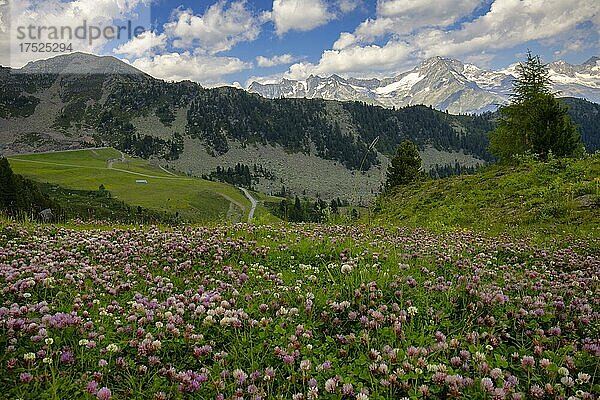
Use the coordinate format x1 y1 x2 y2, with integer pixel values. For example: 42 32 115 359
113 31 167 58
334 0 481 49
310 0 600 78
256 53 295 67
376 0 480 20
415 0 600 58
165 0 261 54
284 40 413 79
269 0 333 36
6 0 151 66
131 51 252 84
337 0 360 14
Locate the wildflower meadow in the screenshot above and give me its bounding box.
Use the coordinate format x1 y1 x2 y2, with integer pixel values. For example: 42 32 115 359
0 223 598 399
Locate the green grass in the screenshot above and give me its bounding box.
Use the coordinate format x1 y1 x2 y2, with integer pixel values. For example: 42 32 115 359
376 153 600 239
8 148 260 223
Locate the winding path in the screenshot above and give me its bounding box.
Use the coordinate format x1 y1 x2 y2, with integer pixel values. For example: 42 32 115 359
240 188 257 223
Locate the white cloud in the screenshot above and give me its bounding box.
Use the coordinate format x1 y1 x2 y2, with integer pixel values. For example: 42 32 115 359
415 0 600 58
336 0 481 48
0 0 7 33
332 32 358 50
256 53 295 67
113 31 167 58
269 0 333 36
284 40 413 79
376 0 480 20
324 0 600 76
7 0 151 67
332 0 481 51
165 1 261 54
131 51 252 84
337 0 360 14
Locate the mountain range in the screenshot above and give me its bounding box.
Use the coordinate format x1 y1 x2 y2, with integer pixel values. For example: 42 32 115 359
249 56 600 114
1 52 599 201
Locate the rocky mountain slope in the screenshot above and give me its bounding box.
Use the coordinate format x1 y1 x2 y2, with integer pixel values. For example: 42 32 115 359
249 56 600 114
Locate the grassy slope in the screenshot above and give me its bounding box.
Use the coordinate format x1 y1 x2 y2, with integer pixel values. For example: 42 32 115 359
376 153 600 238
7 148 266 223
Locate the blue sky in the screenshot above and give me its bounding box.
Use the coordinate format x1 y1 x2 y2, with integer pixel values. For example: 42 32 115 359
4 0 600 86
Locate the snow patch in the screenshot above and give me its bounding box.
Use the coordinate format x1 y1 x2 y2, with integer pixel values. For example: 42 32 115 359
375 73 424 95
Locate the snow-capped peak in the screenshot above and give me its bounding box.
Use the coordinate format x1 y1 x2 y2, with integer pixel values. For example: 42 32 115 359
247 56 600 114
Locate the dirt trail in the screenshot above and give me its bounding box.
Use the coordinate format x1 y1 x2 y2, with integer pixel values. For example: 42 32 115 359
240 188 257 222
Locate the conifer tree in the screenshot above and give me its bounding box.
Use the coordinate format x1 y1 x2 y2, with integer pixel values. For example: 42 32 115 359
0 157 16 210
385 140 422 190
489 51 582 162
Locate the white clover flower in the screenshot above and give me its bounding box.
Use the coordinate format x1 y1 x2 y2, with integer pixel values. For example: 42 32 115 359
561 376 575 387
407 306 418 317
24 352 36 361
23 293 32 298
42 357 52 364
558 367 570 376
45 338 54 346
299 359 311 371
106 344 119 352
341 264 353 274
356 393 369 400
79 339 89 346
277 307 288 316
325 378 337 393
576 372 590 384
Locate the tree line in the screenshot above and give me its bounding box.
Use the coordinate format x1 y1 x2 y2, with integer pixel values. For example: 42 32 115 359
0 158 54 217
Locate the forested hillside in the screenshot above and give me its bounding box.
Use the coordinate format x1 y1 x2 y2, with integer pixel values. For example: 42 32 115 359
0 54 502 170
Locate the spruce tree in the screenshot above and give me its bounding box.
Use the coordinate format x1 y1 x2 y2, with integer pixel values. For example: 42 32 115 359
385 140 422 190
489 51 582 162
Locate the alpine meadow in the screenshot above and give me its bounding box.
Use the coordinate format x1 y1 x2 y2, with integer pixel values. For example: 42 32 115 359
0 1 599 400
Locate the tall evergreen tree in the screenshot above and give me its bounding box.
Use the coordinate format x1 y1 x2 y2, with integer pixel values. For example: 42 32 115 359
489 51 582 162
385 140 422 191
